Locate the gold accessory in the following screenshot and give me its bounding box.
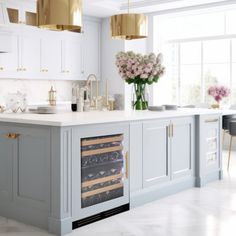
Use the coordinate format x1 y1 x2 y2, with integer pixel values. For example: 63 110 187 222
37 0 83 33
48 86 57 106
110 0 148 40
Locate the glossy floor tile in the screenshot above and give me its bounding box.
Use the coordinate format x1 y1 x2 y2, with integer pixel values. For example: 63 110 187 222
1 151 236 236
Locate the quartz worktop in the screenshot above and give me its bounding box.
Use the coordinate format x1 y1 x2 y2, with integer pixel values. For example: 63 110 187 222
0 108 234 127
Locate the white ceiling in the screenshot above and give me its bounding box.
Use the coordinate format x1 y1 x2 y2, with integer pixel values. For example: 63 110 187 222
83 0 236 18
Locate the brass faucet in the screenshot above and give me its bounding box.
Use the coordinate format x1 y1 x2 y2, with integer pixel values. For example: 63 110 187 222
86 74 99 109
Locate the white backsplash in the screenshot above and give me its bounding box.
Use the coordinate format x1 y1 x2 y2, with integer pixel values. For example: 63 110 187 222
0 79 84 106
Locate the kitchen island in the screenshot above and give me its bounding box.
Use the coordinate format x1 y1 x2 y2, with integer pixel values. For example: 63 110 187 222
0 109 229 235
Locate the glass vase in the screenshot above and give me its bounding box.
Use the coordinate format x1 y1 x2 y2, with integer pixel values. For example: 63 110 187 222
133 83 148 110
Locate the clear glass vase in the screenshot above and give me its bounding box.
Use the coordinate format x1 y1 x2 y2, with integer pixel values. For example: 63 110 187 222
132 83 148 110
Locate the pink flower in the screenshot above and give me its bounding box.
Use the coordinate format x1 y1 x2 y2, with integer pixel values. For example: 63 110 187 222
208 85 230 103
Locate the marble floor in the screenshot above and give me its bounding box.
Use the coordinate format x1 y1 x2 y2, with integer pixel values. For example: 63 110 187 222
1 151 236 236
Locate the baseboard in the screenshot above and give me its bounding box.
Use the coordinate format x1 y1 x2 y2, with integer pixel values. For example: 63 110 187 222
130 176 196 208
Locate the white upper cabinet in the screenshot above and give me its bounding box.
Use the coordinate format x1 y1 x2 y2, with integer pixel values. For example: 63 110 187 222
62 35 83 79
82 20 101 79
18 33 40 74
0 1 101 81
0 34 18 76
40 36 62 77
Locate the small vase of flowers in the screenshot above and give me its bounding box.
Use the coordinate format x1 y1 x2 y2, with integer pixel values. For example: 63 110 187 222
115 51 165 110
208 85 230 109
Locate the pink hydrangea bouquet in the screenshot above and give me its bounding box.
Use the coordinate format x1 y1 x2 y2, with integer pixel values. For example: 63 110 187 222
115 51 165 110
208 85 230 104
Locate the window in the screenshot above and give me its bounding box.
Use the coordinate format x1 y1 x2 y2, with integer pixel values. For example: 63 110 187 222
153 6 236 106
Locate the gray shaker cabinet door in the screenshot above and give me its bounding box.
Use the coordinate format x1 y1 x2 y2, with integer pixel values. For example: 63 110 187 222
171 117 194 179
143 120 171 188
13 126 51 211
0 128 15 201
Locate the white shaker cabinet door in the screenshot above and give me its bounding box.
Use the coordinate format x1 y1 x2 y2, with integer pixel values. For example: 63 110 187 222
83 20 101 79
143 120 171 188
0 34 18 75
62 36 83 80
19 34 40 74
171 117 194 179
40 37 62 77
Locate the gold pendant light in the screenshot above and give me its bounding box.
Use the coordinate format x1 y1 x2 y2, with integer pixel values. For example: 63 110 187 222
110 0 148 40
37 0 83 32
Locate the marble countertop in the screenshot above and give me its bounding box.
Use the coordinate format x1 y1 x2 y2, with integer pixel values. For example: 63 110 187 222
0 108 234 127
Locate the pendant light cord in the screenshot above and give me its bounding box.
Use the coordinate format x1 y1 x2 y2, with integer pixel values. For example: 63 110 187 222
128 0 130 14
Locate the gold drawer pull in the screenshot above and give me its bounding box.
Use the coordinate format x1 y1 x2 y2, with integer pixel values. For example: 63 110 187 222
205 119 218 123
5 133 20 139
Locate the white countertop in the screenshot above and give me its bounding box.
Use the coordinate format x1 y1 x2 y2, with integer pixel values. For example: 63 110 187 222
0 108 235 127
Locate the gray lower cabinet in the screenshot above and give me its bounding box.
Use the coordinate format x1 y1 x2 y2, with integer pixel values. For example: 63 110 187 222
130 116 195 207
0 124 50 228
196 114 222 186
143 120 170 187
0 128 15 201
143 117 194 188
171 117 194 179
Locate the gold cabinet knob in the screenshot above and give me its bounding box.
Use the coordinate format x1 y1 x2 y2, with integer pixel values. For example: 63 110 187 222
5 133 20 139
23 68 26 71
17 68 21 72
0 67 4 71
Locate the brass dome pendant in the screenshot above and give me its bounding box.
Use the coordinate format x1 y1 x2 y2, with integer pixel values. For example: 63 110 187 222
37 0 83 32
110 0 148 40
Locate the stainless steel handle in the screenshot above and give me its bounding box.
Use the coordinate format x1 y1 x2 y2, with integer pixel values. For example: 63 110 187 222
205 119 218 123
5 133 20 139
172 124 174 137
125 152 129 179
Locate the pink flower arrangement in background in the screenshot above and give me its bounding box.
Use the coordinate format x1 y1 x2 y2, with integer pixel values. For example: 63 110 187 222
208 85 231 103
115 51 165 84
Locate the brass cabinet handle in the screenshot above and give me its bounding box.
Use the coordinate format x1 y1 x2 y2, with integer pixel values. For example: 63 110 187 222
168 125 170 138
41 69 49 72
125 152 129 179
205 119 218 123
5 133 20 139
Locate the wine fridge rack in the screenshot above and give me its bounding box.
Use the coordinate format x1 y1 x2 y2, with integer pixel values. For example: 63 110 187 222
81 134 125 208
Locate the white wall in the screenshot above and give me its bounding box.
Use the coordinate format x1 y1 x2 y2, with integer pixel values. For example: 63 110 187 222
100 18 125 96
100 17 149 110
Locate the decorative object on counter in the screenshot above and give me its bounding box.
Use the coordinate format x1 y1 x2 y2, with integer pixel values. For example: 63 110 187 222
114 94 124 110
77 87 85 112
71 87 77 112
87 74 99 110
37 0 83 33
110 0 148 40
208 85 230 109
29 106 57 114
83 88 90 112
148 106 165 112
48 86 57 106
164 105 178 110
0 105 5 113
5 91 27 113
115 51 165 110
108 96 115 111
